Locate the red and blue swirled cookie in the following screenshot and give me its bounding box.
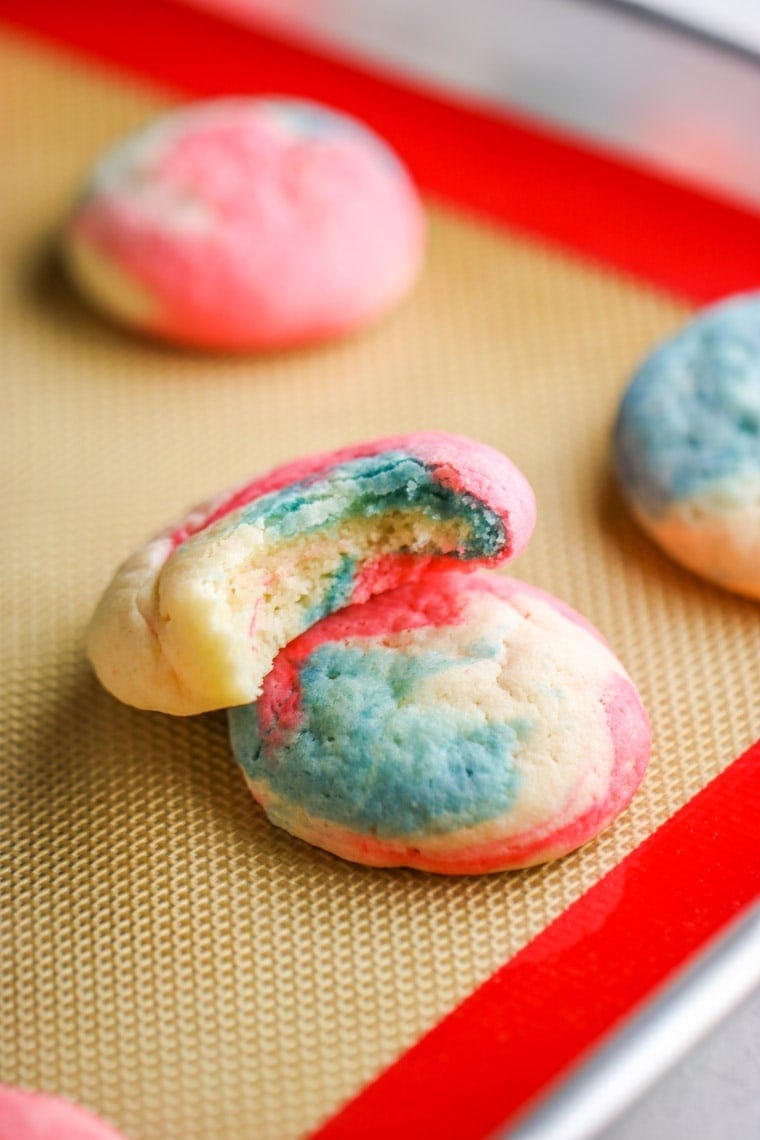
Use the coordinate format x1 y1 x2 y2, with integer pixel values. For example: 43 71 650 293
63 97 425 349
228 570 651 874
613 292 760 598
88 432 650 870
87 433 536 715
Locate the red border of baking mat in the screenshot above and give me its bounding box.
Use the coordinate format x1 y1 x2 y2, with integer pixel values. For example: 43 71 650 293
2 3 758 1137
311 739 760 1139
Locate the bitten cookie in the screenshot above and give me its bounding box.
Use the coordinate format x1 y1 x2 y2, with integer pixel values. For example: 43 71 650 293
0 1086 127 1140
229 570 651 873
63 96 425 349
87 433 536 715
613 292 760 598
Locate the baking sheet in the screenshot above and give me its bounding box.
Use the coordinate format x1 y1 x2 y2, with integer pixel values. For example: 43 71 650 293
1 27 758 1140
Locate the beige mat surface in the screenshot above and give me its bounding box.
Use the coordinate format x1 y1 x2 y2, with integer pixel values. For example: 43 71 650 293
2 28 758 1140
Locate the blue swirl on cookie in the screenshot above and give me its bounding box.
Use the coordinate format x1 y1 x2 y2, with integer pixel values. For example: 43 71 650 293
230 641 527 838
614 292 760 515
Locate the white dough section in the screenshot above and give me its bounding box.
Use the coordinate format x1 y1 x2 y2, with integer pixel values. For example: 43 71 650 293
635 471 760 599
85 532 193 711
65 232 159 327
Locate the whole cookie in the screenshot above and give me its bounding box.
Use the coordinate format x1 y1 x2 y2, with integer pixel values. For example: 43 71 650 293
0 1086 127 1140
64 97 425 349
87 433 536 715
614 292 760 598
229 569 651 873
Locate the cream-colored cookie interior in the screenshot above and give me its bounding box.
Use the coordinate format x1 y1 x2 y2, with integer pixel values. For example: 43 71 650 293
88 509 473 714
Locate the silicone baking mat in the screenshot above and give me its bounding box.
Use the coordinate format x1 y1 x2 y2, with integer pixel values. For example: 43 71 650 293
1 5 758 1140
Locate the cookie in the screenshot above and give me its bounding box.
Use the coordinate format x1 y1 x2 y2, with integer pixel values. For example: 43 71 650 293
87 433 536 715
613 292 760 598
229 569 651 873
63 97 425 349
0 1086 127 1140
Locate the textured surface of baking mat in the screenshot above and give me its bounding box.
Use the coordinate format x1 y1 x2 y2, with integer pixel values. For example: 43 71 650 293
1 26 758 1140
